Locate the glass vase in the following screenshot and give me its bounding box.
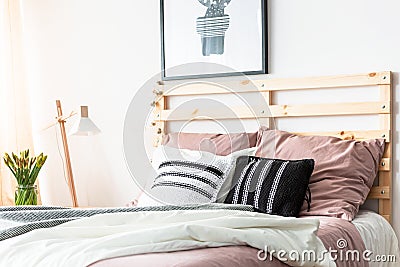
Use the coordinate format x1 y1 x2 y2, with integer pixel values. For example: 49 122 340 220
15 185 38 205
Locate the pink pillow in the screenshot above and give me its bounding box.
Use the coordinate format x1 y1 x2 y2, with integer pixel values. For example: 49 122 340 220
256 129 385 221
162 132 258 156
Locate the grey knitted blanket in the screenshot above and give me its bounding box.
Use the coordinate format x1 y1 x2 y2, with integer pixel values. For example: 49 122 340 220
0 204 253 241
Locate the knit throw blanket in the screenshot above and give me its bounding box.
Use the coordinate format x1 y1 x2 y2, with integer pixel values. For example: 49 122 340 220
0 204 253 241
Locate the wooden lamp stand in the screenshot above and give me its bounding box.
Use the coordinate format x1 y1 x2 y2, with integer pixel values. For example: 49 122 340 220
56 100 78 207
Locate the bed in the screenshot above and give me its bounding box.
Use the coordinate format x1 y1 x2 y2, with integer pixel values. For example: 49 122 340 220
0 71 398 267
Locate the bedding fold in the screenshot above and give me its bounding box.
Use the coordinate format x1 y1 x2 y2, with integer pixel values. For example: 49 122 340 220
0 207 334 267
93 214 371 267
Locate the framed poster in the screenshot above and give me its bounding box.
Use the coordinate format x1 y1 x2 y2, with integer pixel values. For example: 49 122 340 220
160 0 267 80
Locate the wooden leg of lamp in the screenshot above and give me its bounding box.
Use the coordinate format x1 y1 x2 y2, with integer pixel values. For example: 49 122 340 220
56 100 78 207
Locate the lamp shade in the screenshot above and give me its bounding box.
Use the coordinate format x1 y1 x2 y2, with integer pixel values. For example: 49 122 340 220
69 106 101 136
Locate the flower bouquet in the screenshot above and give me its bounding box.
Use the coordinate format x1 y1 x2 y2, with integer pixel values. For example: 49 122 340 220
3 150 47 205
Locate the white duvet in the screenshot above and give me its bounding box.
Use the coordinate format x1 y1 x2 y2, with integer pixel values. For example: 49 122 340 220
0 209 335 267
353 211 400 267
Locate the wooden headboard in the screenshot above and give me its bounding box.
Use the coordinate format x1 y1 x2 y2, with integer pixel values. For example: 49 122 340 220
152 71 393 223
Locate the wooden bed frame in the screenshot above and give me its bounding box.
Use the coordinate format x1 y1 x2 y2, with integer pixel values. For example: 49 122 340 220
152 71 393 223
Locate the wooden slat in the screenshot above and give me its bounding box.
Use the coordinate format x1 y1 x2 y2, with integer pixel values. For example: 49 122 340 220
293 130 390 142
378 83 392 224
152 96 166 147
383 142 391 158
255 71 391 91
159 106 256 121
382 215 391 223
378 168 392 191
368 186 390 199
270 102 389 118
380 199 392 222
379 158 390 171
379 84 392 130
158 101 389 121
262 91 273 128
160 71 391 96
379 85 392 144
379 164 392 222
159 81 254 97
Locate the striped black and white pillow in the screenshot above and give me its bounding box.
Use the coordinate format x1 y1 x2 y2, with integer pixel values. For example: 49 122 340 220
152 160 224 202
224 156 314 217
147 146 255 206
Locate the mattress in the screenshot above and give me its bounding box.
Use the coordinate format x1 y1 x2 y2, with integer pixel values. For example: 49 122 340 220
91 212 397 267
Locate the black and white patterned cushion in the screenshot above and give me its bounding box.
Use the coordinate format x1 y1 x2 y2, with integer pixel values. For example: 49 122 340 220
152 160 224 201
148 146 253 205
224 156 314 217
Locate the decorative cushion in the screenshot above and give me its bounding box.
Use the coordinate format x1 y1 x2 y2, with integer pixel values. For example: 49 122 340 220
162 132 258 156
224 156 314 217
142 146 255 206
256 129 385 220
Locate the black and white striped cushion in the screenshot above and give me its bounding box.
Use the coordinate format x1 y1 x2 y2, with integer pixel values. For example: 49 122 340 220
224 156 314 217
152 160 224 202
148 146 253 205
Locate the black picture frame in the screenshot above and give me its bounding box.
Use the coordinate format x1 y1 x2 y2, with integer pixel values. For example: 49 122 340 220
160 0 268 81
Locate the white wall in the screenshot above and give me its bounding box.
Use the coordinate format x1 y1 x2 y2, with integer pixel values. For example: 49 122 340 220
20 0 400 235
20 0 161 206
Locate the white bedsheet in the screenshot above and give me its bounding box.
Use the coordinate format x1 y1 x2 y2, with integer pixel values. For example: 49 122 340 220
0 209 335 267
353 210 400 267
